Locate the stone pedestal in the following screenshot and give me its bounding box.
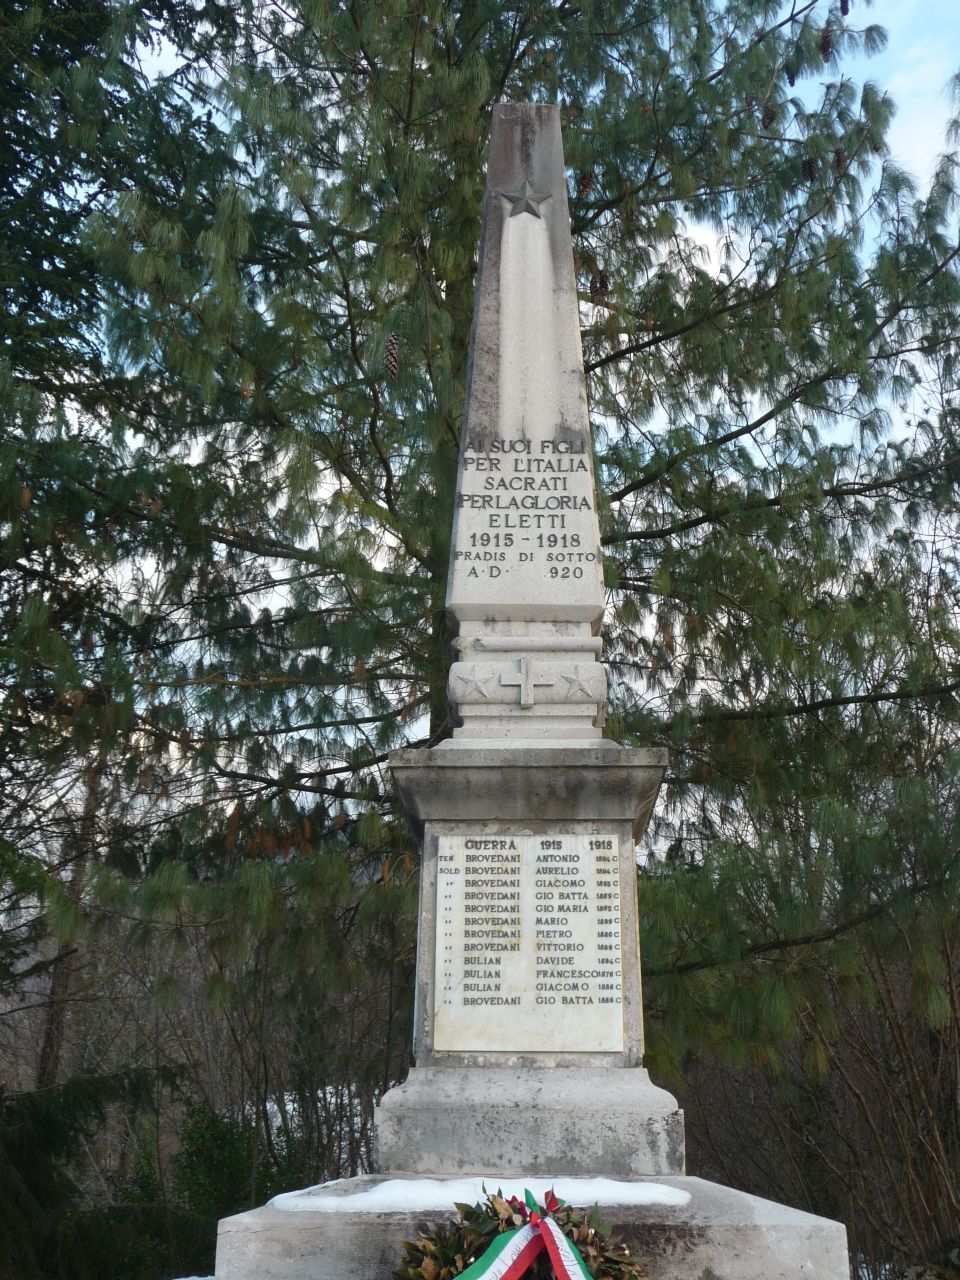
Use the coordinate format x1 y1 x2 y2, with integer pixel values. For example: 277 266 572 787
375 1067 684 1178
216 1175 851 1280
391 745 666 1063
376 745 683 1179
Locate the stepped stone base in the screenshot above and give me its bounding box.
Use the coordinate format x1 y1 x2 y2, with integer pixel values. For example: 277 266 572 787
375 1066 685 1178
215 1174 850 1280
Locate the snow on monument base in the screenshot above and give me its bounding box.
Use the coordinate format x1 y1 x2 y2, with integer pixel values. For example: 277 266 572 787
214 1174 850 1280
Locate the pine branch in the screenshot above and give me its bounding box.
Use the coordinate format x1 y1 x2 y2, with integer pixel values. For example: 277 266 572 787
685 678 960 727
603 449 960 544
646 872 959 977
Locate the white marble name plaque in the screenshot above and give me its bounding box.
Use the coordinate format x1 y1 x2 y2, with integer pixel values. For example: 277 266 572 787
433 833 624 1052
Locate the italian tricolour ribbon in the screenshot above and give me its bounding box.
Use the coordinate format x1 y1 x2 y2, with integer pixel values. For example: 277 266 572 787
457 1190 592 1280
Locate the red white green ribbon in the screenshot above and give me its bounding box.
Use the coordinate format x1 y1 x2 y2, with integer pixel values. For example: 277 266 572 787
537 1213 592 1280
456 1222 543 1280
456 1190 592 1280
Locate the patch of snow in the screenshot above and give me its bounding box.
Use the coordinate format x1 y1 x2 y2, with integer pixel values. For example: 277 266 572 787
270 1176 691 1214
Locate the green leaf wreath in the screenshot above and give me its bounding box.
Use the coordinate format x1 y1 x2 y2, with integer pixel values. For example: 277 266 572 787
395 1190 647 1280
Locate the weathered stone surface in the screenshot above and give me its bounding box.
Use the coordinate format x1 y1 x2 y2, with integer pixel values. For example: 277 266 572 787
446 104 603 628
391 746 668 842
216 1175 850 1280
448 623 609 745
444 103 606 745
374 1067 685 1178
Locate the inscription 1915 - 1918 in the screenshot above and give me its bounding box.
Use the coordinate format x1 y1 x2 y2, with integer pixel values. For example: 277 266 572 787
434 833 624 1053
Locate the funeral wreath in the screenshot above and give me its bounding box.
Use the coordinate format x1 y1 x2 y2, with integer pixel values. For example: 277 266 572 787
395 1188 647 1280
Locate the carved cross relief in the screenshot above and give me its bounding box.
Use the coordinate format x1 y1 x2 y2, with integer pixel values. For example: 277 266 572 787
498 657 555 709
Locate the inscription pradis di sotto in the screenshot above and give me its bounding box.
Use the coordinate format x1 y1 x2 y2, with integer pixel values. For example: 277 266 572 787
452 435 601 587
434 833 624 1053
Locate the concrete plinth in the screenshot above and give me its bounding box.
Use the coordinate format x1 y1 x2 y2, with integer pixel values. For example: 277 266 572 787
375 1066 684 1178
215 1174 850 1280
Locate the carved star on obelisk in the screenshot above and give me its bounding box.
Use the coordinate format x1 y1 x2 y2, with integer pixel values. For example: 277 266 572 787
500 179 551 218
456 665 496 699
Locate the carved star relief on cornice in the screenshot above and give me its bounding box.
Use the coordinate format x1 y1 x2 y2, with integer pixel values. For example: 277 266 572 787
500 179 551 218
455 666 497 699
562 669 598 699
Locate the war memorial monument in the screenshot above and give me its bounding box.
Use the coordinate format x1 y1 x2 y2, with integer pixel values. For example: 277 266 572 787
215 103 851 1280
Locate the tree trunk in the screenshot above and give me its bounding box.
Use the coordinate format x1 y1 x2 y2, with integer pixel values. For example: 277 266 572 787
35 761 102 1089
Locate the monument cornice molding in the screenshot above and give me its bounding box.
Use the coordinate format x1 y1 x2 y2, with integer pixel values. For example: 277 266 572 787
390 745 668 841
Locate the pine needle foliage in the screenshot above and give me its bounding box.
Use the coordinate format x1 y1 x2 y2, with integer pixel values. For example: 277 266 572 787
0 1071 212 1280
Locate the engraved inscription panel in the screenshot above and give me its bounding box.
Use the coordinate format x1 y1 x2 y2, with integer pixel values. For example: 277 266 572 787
449 435 604 602
434 833 624 1052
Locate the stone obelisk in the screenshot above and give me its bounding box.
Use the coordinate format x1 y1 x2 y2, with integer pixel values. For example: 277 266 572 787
215 103 851 1280
375 102 682 1177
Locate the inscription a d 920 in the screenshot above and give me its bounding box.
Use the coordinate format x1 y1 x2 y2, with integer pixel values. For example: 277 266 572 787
434 833 624 1053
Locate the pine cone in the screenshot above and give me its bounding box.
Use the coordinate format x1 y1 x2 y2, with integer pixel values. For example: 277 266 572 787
818 26 834 60
834 145 848 174
576 171 594 198
589 270 610 304
840 0 850 15
802 156 819 183
761 102 775 130
384 331 400 381
785 61 797 87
